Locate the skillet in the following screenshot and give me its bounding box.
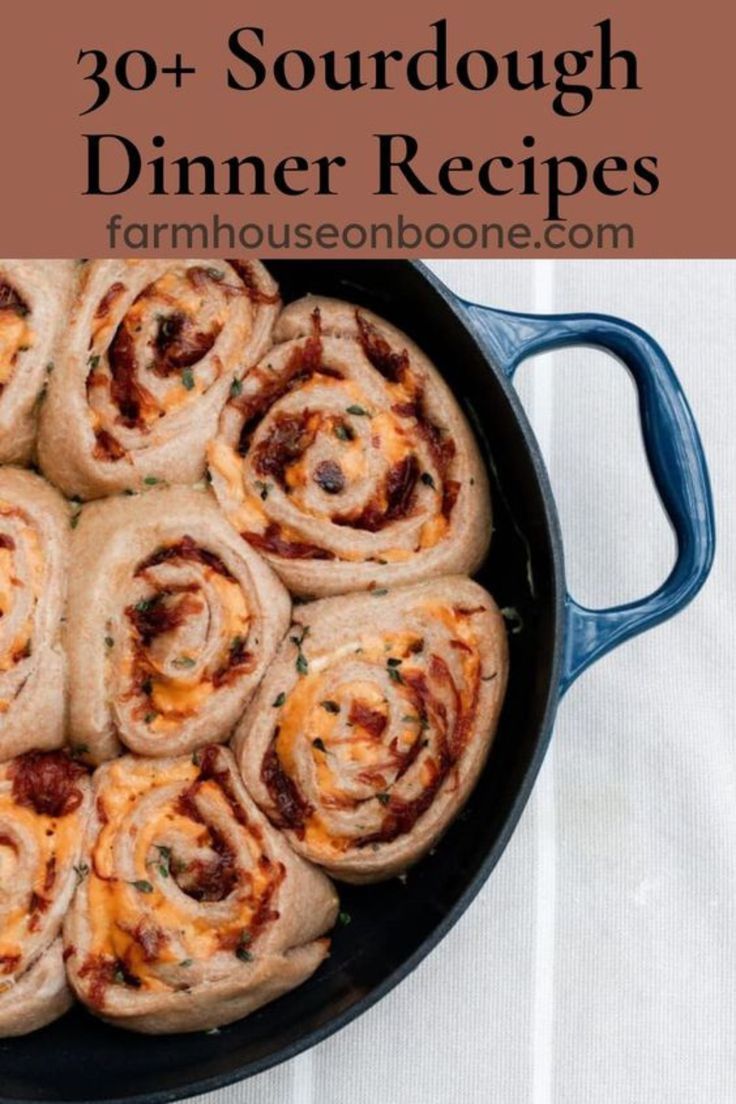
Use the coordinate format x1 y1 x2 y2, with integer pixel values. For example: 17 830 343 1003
0 259 715 1103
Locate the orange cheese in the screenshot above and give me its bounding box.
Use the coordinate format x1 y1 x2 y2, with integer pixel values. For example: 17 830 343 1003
0 782 82 960
0 508 43 674
87 759 273 987
0 312 34 387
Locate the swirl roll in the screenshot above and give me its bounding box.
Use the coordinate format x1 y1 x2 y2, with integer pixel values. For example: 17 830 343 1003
0 750 92 1036
0 260 74 464
235 576 508 883
38 259 279 499
0 468 69 761
64 746 338 1033
209 296 490 597
66 486 290 762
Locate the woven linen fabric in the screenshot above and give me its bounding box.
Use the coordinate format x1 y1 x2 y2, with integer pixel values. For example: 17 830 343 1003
187 259 736 1104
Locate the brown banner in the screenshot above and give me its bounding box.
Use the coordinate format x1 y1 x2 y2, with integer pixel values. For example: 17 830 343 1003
0 0 733 257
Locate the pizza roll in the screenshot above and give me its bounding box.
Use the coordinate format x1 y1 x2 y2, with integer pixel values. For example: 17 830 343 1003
235 576 508 882
0 750 92 1036
0 468 69 761
38 259 279 498
0 260 74 464
64 746 338 1033
209 296 490 596
66 486 290 762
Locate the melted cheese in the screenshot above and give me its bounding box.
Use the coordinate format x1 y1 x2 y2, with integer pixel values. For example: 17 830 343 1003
0 509 43 674
141 567 250 727
0 546 15 617
420 515 449 549
0 779 82 961
87 759 273 987
273 633 421 851
369 411 411 467
150 678 212 717
207 440 269 534
0 313 34 386
209 571 250 642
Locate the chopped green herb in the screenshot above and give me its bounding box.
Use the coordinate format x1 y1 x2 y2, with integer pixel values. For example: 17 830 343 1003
104 636 114 648
338 911 352 926
143 475 160 486
320 700 340 714
387 666 403 684
290 625 310 648
230 377 243 398
181 368 195 391
207 268 225 281
401 714 419 724
172 655 196 669
272 691 286 708
387 657 402 667
192 750 202 766
74 862 90 885
153 845 172 879
136 597 156 613
376 792 391 806
113 967 127 986
179 959 193 968
420 472 435 488
346 404 369 417
88 354 100 370
334 423 351 441
296 652 309 676
129 879 154 894
371 588 389 597
235 930 253 962
144 712 157 724
254 480 270 501
70 513 80 529
70 744 89 760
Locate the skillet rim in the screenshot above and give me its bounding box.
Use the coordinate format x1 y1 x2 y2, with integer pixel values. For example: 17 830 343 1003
0 258 567 1104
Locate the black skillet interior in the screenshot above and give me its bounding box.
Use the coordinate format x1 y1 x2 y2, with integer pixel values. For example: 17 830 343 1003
0 260 562 1104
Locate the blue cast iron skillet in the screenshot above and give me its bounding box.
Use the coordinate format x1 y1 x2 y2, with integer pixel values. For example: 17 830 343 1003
0 260 715 1104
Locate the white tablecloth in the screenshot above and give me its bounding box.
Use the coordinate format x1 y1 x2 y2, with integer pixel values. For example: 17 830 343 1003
189 259 736 1104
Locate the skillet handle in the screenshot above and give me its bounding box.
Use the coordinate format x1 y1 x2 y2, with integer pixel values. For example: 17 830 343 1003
464 302 716 695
